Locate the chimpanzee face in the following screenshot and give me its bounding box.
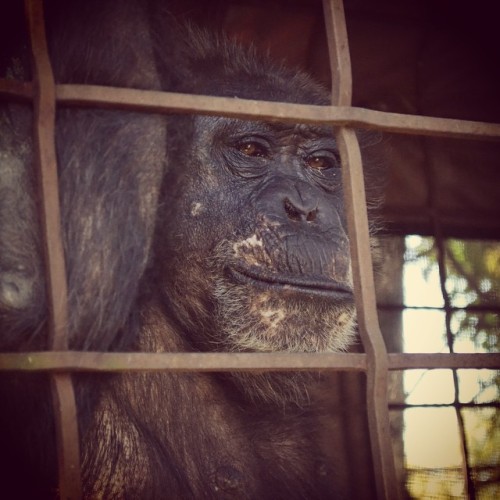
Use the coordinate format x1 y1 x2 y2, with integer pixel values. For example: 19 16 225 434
156 115 355 354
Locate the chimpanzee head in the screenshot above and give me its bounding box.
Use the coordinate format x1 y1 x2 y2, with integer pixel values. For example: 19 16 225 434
153 31 355 356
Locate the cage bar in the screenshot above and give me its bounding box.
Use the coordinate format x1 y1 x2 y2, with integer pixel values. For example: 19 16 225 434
1 351 498 372
323 0 400 497
24 0 82 498
3 81 500 140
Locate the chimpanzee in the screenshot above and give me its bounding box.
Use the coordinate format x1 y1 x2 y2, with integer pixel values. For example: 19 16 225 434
0 0 359 498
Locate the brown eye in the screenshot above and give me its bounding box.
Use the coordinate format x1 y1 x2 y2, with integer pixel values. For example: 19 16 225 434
307 156 331 170
238 141 266 158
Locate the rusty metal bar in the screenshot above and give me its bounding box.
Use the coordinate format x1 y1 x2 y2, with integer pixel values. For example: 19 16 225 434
0 352 498 373
2 79 500 141
337 131 401 498
322 0 352 106
0 352 367 372
25 0 68 348
323 0 400 498
24 1 82 498
56 85 500 141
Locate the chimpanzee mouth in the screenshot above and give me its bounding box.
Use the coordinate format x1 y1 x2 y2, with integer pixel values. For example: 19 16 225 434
227 265 354 302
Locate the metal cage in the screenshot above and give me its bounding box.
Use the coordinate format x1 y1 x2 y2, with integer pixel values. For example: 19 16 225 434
0 0 499 498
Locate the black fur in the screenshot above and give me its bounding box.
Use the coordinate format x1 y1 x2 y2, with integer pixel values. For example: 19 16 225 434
0 1 357 497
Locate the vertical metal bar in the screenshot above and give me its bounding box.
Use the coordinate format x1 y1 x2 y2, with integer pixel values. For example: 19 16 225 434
25 0 66 350
24 0 82 498
322 1 400 498
322 0 352 106
336 129 399 499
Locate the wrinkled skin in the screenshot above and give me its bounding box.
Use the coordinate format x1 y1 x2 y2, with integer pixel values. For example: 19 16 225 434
0 0 358 498
157 116 355 356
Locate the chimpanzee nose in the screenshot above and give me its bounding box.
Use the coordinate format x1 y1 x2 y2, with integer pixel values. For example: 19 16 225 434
283 197 318 222
283 182 319 223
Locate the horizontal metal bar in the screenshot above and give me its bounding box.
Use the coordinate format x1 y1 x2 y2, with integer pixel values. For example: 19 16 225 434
0 352 367 372
2 79 500 140
0 352 498 372
388 353 500 370
55 85 500 141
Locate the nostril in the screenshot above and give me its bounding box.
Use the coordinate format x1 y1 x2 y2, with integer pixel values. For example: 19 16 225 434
306 209 318 222
284 198 302 222
284 198 318 222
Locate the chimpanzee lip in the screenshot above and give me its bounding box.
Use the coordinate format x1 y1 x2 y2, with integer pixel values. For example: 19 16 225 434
227 265 354 301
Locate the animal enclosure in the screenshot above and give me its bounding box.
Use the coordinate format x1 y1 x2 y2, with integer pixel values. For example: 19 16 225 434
0 0 499 498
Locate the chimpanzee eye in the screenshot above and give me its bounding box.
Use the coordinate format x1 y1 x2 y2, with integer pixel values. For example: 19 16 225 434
307 156 330 170
237 141 268 158
305 152 339 171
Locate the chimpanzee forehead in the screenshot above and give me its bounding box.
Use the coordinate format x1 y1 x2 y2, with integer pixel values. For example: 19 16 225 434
191 66 329 106
208 116 335 139
268 122 335 138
